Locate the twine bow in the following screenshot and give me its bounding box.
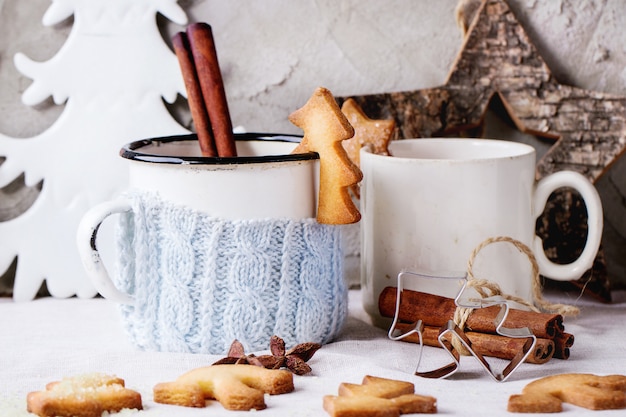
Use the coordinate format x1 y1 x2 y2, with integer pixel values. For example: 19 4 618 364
452 236 579 355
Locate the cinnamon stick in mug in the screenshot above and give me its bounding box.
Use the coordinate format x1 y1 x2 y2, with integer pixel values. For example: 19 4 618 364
172 31 217 157
378 286 564 340
393 322 555 364
186 22 237 157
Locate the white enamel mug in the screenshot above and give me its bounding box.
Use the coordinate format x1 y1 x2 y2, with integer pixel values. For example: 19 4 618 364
360 138 603 326
77 133 319 304
76 133 348 354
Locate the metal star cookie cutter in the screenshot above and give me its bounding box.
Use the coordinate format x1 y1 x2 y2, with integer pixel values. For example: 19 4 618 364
388 270 537 382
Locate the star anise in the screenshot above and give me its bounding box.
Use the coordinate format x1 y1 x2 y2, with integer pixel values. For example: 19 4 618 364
212 335 321 375
211 339 267 367
266 335 321 375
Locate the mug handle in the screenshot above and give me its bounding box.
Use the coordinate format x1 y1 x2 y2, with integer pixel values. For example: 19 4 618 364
76 198 134 304
532 171 603 281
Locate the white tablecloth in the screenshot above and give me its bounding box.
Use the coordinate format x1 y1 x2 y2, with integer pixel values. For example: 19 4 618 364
1 289 626 416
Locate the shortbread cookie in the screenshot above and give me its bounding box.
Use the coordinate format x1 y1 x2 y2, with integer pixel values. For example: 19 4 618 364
26 373 142 417
290 87 362 225
324 375 437 416
153 364 294 411
340 98 395 165
340 98 395 198
508 373 626 412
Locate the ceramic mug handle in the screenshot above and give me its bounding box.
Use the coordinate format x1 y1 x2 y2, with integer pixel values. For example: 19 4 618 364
76 198 134 304
532 171 603 281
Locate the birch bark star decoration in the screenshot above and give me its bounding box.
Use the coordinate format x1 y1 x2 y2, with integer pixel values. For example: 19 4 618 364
340 0 626 300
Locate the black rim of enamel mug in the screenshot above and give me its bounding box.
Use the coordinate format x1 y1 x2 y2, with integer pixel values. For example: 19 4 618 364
120 132 318 165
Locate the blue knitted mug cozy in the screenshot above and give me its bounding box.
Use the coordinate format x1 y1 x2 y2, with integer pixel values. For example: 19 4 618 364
114 191 348 354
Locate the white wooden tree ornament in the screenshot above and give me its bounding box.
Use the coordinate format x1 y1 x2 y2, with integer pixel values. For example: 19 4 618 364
0 0 189 301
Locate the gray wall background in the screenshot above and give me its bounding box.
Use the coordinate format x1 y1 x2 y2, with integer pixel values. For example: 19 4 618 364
1 0 626 293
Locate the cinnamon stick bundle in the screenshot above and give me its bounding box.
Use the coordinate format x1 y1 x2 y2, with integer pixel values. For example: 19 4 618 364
379 286 574 361
174 23 237 157
379 286 562 339
553 330 574 360
393 323 555 364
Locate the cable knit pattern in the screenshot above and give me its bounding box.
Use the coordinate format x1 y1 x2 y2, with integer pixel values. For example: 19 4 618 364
114 191 347 354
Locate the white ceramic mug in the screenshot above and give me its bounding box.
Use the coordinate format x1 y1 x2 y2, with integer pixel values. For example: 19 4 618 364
360 138 603 326
76 133 348 354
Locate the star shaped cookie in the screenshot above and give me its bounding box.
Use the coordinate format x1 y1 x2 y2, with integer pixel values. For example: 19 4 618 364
340 98 395 198
341 98 395 166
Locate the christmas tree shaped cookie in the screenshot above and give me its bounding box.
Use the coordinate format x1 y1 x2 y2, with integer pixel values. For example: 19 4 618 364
290 87 362 224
